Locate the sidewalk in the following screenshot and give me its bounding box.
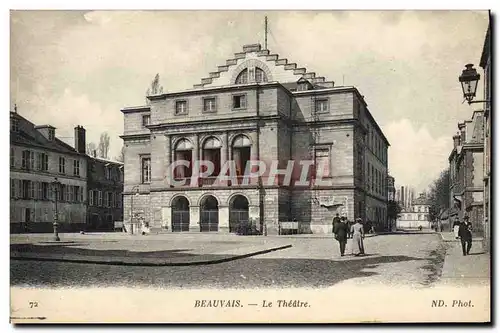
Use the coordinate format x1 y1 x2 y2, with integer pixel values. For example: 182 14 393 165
439 232 483 242
10 233 292 266
438 236 490 287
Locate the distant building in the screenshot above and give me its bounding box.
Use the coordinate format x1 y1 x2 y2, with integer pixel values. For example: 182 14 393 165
386 175 396 231
387 175 395 201
396 193 430 229
448 110 484 236
395 184 415 211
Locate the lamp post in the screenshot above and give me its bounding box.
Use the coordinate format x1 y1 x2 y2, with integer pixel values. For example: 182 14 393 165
458 64 490 105
130 185 139 234
51 178 62 241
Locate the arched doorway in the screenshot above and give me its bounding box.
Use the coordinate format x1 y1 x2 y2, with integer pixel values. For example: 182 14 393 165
171 196 190 232
200 195 219 232
229 195 249 233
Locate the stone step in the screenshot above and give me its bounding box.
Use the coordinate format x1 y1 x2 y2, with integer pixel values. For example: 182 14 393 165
294 68 306 75
234 52 246 59
276 59 288 66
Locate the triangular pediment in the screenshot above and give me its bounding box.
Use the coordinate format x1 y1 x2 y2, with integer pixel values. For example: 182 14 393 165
193 43 334 90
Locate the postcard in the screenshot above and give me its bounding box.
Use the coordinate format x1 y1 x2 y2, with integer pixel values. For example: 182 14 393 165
9 9 491 324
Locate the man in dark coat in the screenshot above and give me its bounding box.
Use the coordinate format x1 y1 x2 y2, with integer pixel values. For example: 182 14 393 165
332 213 341 233
458 215 473 256
333 217 349 256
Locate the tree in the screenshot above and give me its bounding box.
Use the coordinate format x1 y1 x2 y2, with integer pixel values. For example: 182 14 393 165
387 200 402 221
427 168 450 222
86 142 97 156
146 73 164 104
115 145 125 163
97 132 110 159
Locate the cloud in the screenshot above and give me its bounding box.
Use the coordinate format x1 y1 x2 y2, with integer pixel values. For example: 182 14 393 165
383 119 452 193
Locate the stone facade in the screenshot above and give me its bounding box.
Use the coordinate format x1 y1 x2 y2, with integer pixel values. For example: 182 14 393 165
121 43 389 234
479 22 491 252
10 112 124 233
10 112 88 233
448 110 484 236
86 153 124 231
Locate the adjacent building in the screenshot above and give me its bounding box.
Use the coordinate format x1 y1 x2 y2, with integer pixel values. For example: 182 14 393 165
479 22 491 252
448 110 484 236
386 175 396 231
10 110 124 233
10 111 88 232
121 43 390 234
87 152 124 231
396 193 430 229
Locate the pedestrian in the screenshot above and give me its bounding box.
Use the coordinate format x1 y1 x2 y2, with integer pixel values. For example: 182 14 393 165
332 213 341 234
346 218 353 239
458 215 473 256
333 216 349 257
453 217 461 239
350 218 365 256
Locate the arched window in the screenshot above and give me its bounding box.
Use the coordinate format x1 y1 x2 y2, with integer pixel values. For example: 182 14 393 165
235 69 248 84
202 137 222 178
235 67 268 84
174 139 193 179
255 67 267 83
232 135 252 177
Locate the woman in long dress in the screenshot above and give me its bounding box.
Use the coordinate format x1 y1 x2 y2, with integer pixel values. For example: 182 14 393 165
351 218 365 256
453 217 460 239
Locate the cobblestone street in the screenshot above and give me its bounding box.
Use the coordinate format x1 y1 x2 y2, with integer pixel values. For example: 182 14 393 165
10 233 465 289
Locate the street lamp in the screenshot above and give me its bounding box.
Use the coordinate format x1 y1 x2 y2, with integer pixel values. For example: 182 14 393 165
51 178 62 241
458 63 489 105
130 185 139 234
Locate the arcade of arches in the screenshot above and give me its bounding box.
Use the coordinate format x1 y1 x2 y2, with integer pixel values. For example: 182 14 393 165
169 194 251 233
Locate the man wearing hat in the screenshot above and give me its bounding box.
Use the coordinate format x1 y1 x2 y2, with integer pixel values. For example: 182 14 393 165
458 215 473 256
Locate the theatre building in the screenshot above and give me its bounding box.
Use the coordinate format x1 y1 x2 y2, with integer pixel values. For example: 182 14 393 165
121 43 389 234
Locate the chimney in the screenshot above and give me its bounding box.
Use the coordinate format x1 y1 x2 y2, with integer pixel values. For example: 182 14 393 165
93 150 97 158
74 126 86 154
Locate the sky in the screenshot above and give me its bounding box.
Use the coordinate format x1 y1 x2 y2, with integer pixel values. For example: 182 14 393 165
10 10 490 193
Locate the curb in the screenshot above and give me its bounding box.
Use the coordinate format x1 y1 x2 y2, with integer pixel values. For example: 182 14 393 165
10 244 292 267
438 233 483 243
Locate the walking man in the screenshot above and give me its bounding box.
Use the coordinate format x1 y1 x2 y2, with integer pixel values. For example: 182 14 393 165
333 216 349 257
332 213 341 234
459 215 473 256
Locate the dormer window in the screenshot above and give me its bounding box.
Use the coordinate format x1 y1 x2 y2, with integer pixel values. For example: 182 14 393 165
11 118 19 132
298 82 309 91
48 128 55 141
297 78 313 91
